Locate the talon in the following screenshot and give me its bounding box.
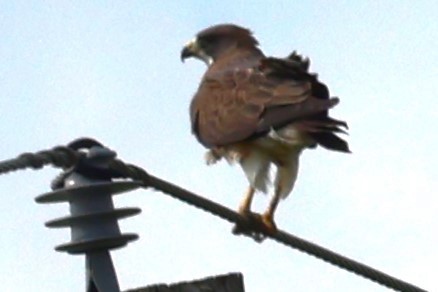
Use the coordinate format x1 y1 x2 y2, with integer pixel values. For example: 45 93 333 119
238 206 250 216
261 212 277 235
233 186 257 236
233 211 277 240
232 210 258 235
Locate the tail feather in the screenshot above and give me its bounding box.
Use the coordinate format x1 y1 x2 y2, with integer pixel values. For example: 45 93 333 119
296 117 351 153
309 132 351 153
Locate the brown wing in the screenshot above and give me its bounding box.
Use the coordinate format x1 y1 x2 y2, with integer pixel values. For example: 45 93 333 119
190 58 346 150
260 57 350 152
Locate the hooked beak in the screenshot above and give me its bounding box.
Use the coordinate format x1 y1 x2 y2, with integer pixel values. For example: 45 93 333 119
181 38 199 62
181 38 213 65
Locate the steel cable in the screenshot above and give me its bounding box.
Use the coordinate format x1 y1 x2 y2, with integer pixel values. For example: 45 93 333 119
0 146 428 292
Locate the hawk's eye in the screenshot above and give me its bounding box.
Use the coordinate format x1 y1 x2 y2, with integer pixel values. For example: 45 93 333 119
198 35 218 50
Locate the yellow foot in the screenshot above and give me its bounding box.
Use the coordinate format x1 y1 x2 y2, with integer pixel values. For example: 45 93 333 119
260 213 277 235
237 206 251 216
232 210 278 241
233 209 259 235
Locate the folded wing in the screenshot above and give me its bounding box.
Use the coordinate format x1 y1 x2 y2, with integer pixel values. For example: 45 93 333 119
190 56 349 152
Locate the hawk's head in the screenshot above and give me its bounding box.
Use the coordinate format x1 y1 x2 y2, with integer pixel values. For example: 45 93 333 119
181 24 259 66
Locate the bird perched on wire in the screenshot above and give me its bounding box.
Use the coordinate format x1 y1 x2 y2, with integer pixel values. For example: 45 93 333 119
181 24 349 234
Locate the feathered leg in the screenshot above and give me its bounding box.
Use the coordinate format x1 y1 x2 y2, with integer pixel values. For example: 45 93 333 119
237 149 270 215
234 150 270 237
262 153 300 233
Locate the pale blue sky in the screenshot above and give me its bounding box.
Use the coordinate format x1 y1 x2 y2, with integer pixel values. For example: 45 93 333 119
0 1 436 291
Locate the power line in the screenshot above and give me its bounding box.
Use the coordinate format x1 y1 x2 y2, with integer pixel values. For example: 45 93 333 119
0 141 428 292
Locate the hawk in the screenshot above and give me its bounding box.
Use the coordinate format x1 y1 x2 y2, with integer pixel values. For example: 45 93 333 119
181 24 349 233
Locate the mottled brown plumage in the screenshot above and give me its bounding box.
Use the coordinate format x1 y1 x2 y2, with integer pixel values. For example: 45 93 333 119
182 24 349 234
